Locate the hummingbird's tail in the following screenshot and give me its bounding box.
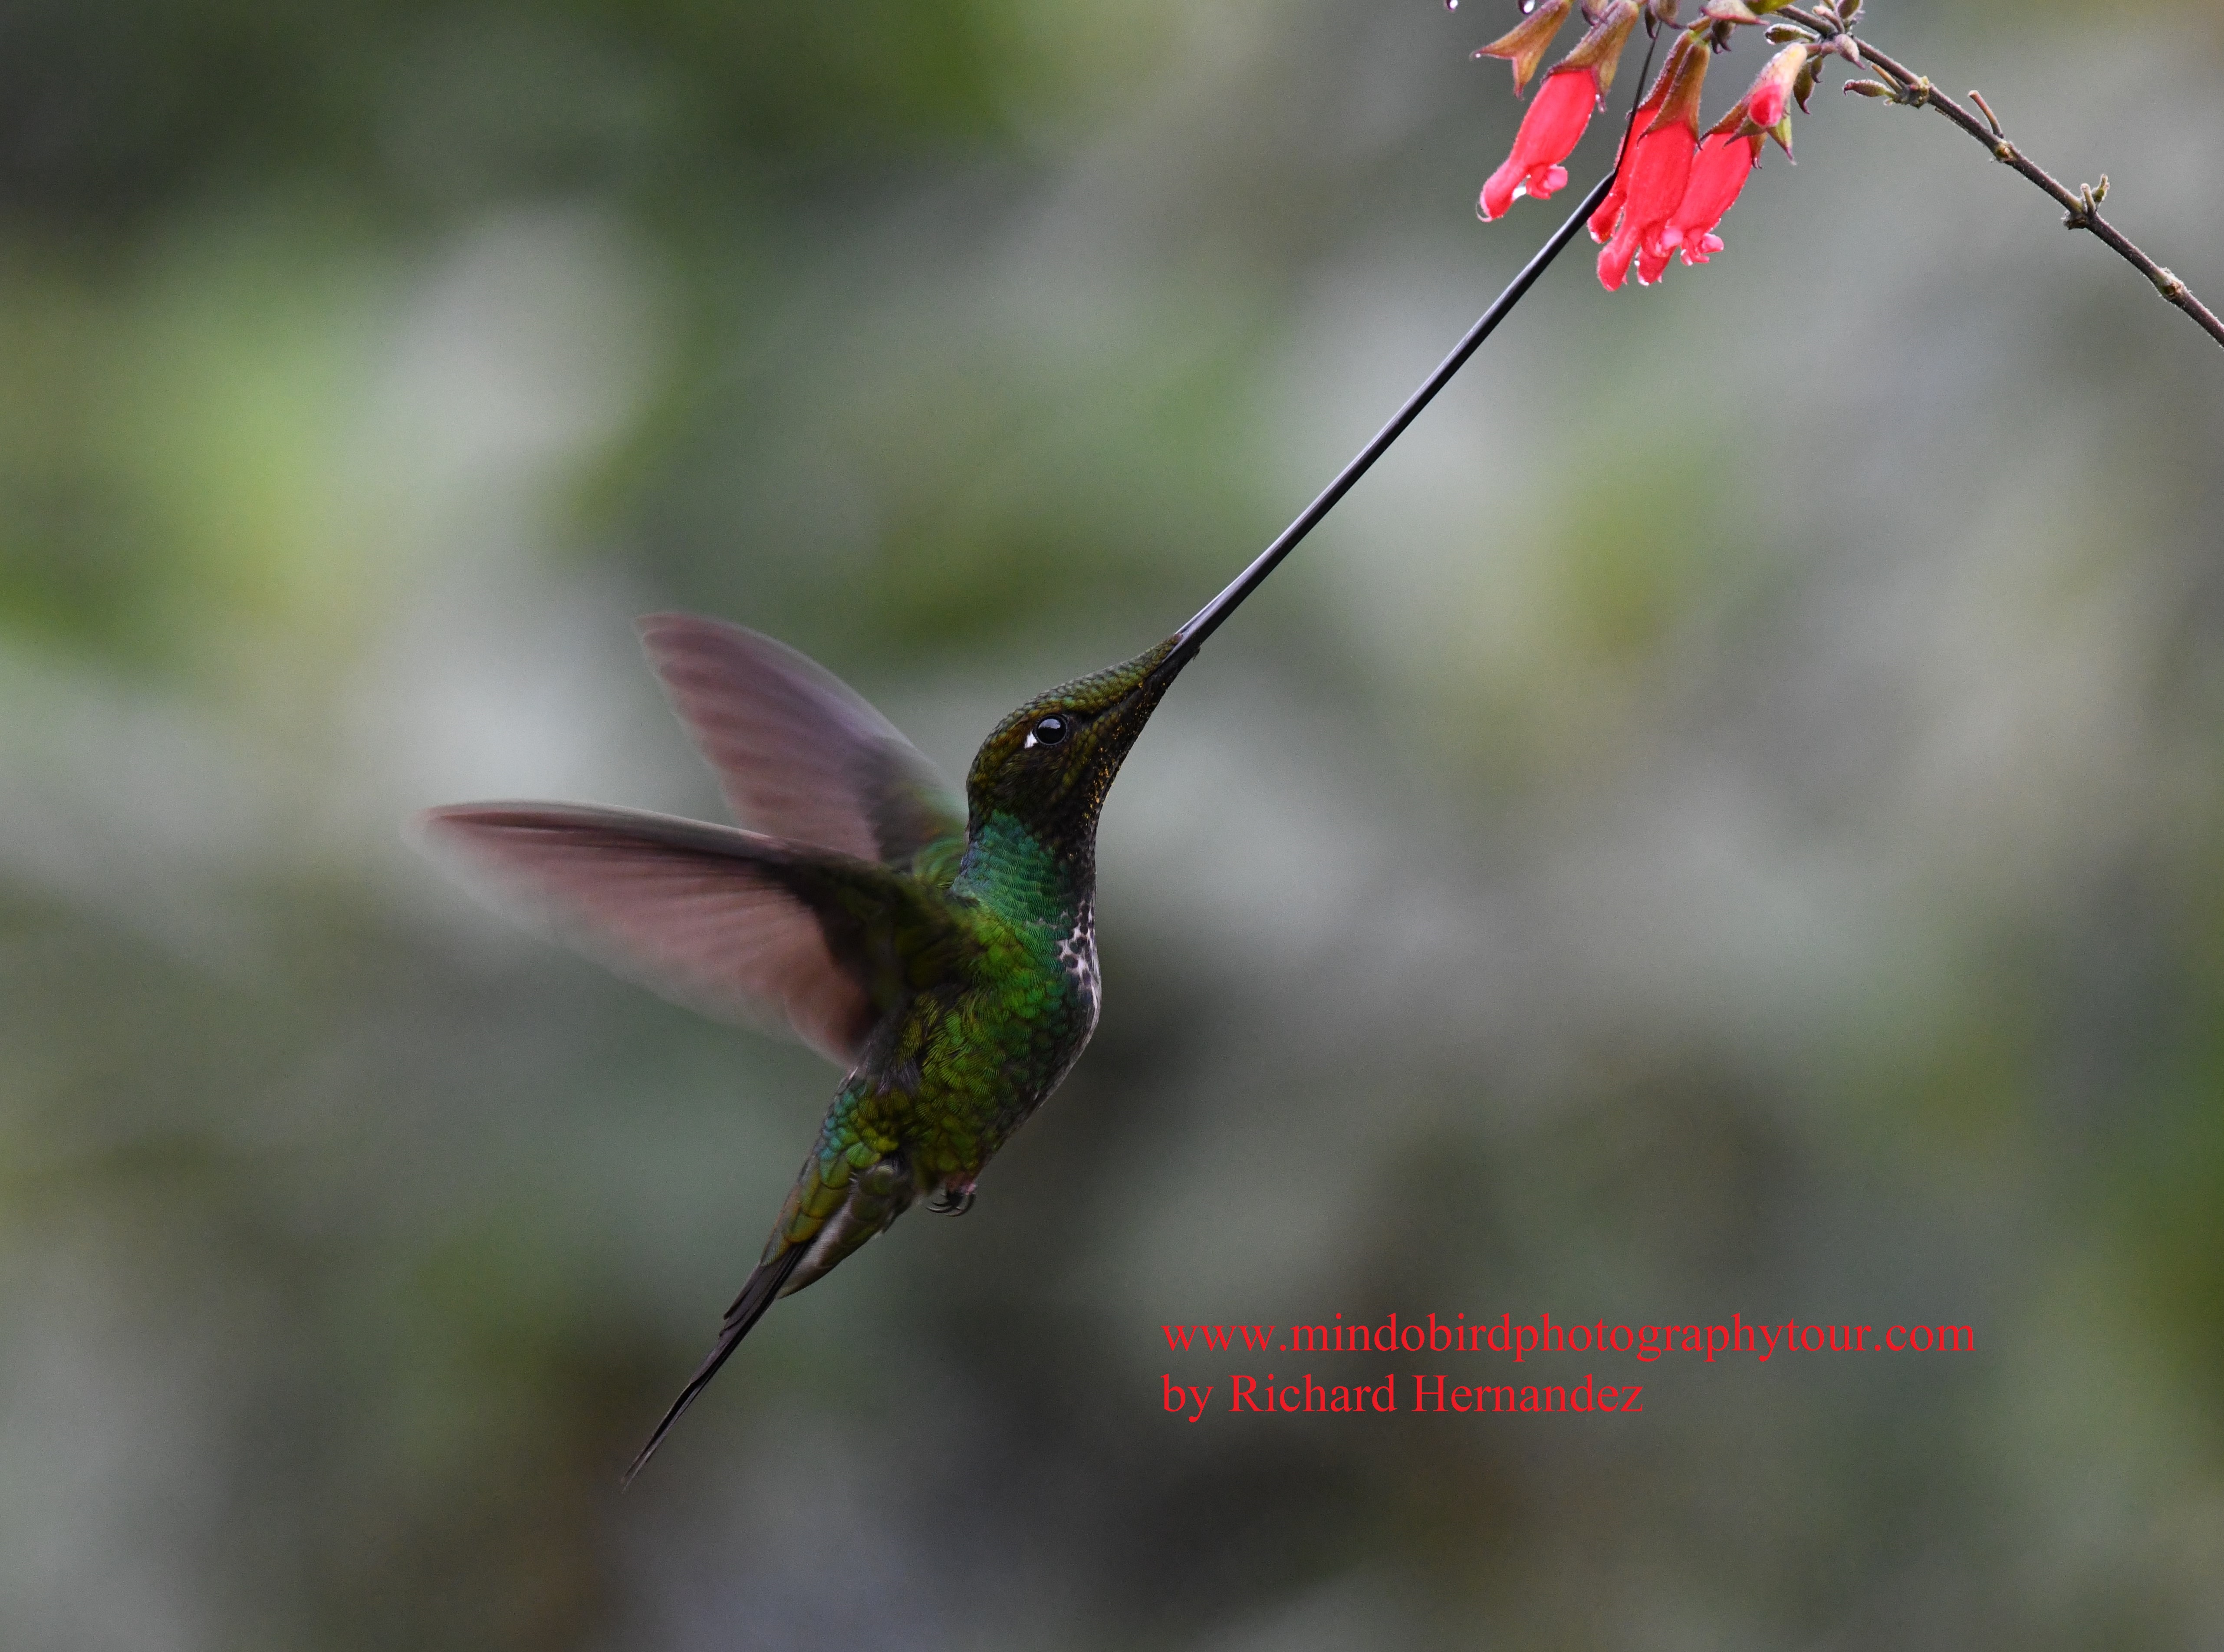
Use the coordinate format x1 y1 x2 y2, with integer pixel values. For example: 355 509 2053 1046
622 1243 806 1486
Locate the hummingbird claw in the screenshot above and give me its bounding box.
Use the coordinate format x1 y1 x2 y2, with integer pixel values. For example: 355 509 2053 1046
926 1185 976 1217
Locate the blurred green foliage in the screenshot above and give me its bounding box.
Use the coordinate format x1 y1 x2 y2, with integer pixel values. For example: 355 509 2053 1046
3 1 2223 1648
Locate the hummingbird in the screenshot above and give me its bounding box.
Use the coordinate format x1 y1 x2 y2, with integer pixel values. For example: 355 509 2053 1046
416 174 1612 1479
422 612 1202 1481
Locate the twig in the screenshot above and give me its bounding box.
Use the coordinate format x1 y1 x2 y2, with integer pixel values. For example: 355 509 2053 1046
1780 5 2224 350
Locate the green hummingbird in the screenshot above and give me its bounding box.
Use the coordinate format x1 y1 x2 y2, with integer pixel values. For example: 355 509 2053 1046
417 176 1609 1479
422 612 1201 1481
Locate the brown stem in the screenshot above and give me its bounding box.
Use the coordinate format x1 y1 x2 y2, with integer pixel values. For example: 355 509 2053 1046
1780 6 2224 351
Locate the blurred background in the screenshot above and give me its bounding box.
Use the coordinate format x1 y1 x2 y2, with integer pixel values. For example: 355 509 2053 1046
3 0 2222 1646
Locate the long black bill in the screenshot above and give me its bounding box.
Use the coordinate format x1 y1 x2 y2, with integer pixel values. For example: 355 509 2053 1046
1146 166 1620 692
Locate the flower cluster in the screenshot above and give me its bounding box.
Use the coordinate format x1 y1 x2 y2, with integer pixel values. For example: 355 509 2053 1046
1474 0 1821 290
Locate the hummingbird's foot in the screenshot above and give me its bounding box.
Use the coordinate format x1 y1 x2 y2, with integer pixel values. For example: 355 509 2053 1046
925 1182 977 1217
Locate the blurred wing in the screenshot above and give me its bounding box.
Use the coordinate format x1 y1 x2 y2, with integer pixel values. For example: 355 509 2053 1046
638 613 966 874
418 803 973 1066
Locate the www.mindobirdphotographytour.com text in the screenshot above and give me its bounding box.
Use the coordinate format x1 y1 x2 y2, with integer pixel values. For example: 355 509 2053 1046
1158 1312 1975 1421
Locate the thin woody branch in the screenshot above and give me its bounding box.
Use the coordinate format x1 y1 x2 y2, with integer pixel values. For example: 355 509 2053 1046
1777 5 2224 350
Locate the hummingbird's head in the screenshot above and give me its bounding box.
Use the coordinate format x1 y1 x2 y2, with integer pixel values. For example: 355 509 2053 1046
964 635 1188 860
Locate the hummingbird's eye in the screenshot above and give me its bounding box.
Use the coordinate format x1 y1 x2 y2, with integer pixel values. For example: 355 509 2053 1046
1026 714 1069 749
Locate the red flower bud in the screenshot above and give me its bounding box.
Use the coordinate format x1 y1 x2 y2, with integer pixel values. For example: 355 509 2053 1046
1749 71 1790 129
1739 44 1807 155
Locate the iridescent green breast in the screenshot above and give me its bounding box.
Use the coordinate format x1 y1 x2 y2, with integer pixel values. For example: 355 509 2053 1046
941 810 1100 1128
776 807 1102 1270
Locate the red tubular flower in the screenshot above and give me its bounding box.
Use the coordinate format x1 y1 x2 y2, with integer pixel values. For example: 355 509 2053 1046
1479 66 1597 220
1593 33 1708 290
1588 28 1695 256
1661 130 1760 266
1477 1 1641 223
